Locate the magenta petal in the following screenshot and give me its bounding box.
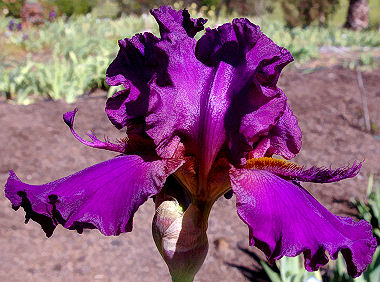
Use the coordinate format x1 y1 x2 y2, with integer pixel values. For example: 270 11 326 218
105 32 162 129
230 168 377 277
105 7 297 167
150 6 206 38
250 105 302 159
63 108 126 153
5 155 183 236
196 18 294 163
264 105 302 159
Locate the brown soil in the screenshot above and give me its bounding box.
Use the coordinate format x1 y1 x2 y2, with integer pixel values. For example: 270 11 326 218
1 66 379 282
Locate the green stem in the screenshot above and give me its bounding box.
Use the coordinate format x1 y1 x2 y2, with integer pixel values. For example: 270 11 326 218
171 273 195 282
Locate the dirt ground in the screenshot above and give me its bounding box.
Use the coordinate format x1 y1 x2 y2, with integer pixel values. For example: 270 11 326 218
1 66 379 282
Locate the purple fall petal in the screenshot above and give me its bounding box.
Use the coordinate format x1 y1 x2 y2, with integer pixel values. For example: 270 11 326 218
5 155 183 236
63 108 126 153
229 168 377 277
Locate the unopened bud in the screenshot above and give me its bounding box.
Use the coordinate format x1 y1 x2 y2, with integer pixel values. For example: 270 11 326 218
152 196 208 282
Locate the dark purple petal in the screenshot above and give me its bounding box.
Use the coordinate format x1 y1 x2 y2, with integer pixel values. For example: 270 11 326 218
104 89 130 129
245 157 361 183
105 32 164 130
106 7 296 170
150 6 206 38
106 32 161 88
5 155 184 236
249 105 302 159
63 108 126 153
196 19 261 66
8 19 14 31
229 168 377 277
196 19 294 163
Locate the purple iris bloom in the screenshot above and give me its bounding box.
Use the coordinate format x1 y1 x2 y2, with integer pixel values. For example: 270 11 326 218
49 10 56 21
16 23 22 31
8 19 15 31
4 6 376 280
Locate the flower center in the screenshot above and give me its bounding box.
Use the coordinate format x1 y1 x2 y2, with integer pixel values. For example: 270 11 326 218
174 155 231 203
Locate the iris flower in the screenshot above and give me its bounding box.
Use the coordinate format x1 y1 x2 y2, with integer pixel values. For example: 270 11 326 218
5 6 376 282
8 19 15 31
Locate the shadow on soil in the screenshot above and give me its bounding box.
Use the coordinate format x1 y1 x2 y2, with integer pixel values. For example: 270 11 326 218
226 245 278 282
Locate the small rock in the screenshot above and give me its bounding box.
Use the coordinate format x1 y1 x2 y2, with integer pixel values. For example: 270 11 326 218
94 274 105 280
110 239 122 246
214 238 229 252
328 72 337 79
77 255 86 262
53 264 62 271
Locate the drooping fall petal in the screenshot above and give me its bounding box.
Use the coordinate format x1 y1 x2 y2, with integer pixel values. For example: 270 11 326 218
229 168 377 278
5 155 183 236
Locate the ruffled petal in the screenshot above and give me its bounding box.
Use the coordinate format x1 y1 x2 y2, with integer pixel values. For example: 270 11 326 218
249 105 302 159
195 18 294 163
229 168 377 278
105 8 205 131
63 108 126 153
105 6 296 171
105 32 162 129
150 6 206 38
245 157 361 183
5 155 183 236
106 32 161 88
106 6 215 164
147 13 293 171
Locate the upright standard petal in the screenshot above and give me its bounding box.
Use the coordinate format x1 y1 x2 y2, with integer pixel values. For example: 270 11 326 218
105 32 162 129
196 18 295 163
249 105 302 159
105 6 298 172
150 6 207 38
5 155 183 236
229 168 377 278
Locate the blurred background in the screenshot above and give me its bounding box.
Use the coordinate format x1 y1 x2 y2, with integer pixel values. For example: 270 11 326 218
0 0 379 104
0 1 379 282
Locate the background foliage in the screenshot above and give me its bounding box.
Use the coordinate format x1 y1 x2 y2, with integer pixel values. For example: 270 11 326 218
1 2 379 104
1 0 379 28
